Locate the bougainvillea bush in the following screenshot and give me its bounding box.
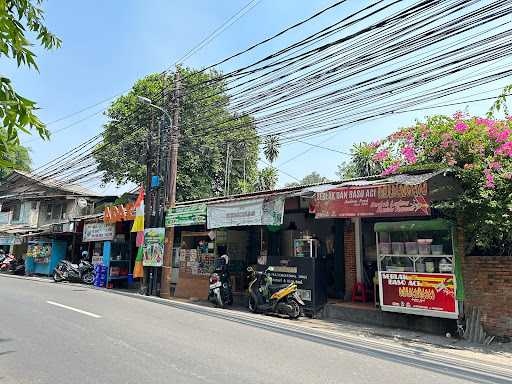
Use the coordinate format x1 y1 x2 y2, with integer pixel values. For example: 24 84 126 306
345 114 512 255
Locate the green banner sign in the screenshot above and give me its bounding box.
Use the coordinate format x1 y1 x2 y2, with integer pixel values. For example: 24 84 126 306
165 204 207 227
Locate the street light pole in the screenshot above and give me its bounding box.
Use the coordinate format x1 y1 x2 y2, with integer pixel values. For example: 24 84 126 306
160 69 181 299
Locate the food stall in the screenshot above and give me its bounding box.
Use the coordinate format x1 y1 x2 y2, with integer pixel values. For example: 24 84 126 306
26 238 66 276
375 219 459 319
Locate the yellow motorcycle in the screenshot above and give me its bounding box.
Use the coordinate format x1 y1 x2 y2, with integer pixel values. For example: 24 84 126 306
247 266 304 319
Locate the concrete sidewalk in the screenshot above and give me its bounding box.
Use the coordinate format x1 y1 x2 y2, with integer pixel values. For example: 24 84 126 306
3 272 511 368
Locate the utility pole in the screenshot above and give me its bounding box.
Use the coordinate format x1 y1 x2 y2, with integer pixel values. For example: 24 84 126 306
160 68 181 299
224 143 230 196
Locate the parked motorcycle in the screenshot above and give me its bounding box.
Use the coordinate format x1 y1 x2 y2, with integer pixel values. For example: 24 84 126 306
208 258 233 308
53 259 94 284
247 266 304 319
0 254 15 272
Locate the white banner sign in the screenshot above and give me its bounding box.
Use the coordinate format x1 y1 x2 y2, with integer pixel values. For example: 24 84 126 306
207 197 285 229
0 234 22 246
83 223 115 242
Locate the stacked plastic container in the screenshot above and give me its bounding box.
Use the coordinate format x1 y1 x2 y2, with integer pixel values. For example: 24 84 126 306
93 264 108 287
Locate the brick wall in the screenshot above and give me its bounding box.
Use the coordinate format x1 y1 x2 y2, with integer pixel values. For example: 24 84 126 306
463 256 512 337
344 222 356 300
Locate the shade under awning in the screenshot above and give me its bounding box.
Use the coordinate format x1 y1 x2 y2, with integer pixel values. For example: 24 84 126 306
374 218 452 232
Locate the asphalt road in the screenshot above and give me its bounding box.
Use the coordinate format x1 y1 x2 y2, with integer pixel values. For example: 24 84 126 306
1 276 510 384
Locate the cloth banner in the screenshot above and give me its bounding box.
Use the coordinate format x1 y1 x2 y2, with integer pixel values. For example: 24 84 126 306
207 196 285 229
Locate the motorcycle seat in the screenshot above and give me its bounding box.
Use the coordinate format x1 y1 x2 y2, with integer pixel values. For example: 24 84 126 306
268 284 289 295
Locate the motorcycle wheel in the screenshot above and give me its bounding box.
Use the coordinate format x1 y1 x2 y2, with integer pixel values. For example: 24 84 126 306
82 272 94 285
215 290 224 309
288 299 302 320
53 271 63 282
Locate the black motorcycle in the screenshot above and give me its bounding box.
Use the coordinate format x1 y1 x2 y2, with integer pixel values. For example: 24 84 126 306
208 258 233 308
53 259 94 284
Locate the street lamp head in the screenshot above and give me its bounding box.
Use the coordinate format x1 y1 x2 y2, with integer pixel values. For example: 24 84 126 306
136 95 152 105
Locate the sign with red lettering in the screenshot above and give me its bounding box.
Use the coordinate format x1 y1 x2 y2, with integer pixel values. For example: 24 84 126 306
310 183 430 218
379 272 458 319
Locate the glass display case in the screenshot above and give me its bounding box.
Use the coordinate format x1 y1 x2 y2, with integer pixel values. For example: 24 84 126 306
374 219 459 319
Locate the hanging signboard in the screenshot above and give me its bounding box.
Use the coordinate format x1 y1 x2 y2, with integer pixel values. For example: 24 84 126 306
165 204 206 227
143 227 165 267
207 197 285 229
379 272 458 319
104 202 136 224
83 223 115 242
0 234 22 246
311 183 430 218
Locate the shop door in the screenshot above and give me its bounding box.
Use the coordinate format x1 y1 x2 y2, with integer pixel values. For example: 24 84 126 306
332 220 345 299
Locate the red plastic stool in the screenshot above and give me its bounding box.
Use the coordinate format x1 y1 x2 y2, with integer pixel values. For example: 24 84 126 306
351 282 367 303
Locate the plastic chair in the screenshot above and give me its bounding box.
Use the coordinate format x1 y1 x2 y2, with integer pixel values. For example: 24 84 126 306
351 282 367 302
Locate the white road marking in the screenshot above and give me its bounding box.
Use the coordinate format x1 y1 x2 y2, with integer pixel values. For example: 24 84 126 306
46 300 102 318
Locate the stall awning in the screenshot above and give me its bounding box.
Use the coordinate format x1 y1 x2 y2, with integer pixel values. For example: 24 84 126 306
374 219 452 232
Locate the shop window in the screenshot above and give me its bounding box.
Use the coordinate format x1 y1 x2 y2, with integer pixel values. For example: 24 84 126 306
46 202 64 220
12 203 21 221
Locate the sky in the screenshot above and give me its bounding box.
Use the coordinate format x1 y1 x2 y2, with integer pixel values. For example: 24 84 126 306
3 0 512 195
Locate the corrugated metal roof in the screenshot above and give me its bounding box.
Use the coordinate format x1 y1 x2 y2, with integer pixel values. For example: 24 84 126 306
2 170 104 197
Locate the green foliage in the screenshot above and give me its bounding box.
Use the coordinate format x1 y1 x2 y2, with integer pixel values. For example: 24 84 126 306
256 166 278 191
336 142 383 180
0 131 31 179
0 0 60 163
94 68 260 201
285 171 329 187
263 135 280 163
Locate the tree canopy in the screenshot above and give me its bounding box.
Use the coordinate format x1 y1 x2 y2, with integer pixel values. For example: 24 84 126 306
285 171 330 187
340 113 512 255
95 68 260 202
0 0 60 165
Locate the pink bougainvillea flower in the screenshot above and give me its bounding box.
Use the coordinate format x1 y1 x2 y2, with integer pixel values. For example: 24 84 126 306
453 111 468 120
369 140 381 149
447 158 457 166
381 162 401 176
401 146 417 164
506 115 512 121
495 141 512 157
454 121 469 133
495 129 511 143
504 173 512 180
490 161 502 170
373 149 389 161
464 163 474 170
484 169 495 189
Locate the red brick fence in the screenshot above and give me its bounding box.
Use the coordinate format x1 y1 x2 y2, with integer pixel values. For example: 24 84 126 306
463 256 512 337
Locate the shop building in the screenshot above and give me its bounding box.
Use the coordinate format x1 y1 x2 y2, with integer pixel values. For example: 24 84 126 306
0 171 112 275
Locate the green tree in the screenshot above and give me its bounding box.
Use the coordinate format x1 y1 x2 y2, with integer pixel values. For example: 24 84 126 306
285 171 330 187
94 68 260 202
256 135 281 191
0 130 31 179
0 0 61 164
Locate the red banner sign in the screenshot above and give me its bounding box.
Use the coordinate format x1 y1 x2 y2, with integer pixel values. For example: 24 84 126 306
311 183 430 218
379 272 457 318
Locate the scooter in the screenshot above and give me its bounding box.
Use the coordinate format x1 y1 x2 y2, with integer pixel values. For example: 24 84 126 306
208 258 233 308
247 266 304 319
0 254 15 272
53 259 94 284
